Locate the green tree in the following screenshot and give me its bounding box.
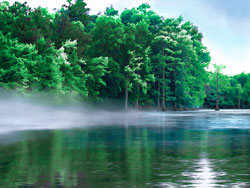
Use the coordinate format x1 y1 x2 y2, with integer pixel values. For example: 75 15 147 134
124 48 154 109
243 77 250 108
236 83 243 109
59 40 88 97
212 64 226 110
86 15 125 99
124 50 142 110
152 18 183 111
0 32 34 92
53 1 90 54
105 5 119 16
86 57 109 99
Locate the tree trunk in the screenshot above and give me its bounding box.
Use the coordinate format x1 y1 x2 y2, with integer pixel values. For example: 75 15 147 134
175 83 177 111
174 103 177 111
87 80 90 99
135 100 139 110
238 91 241 109
125 84 128 110
135 83 139 109
161 45 166 111
157 79 160 111
162 65 166 111
215 72 220 111
174 70 177 111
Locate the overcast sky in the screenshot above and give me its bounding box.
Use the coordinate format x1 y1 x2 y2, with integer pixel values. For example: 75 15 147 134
5 0 250 75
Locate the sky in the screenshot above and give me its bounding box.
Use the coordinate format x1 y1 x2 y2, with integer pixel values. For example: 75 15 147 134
4 0 250 75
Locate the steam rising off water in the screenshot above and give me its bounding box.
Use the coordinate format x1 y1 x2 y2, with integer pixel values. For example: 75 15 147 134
0 97 134 133
1 96 250 134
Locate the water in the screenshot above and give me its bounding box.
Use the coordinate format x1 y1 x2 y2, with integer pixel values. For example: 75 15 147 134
0 110 250 187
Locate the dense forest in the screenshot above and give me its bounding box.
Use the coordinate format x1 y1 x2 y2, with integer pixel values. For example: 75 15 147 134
0 0 250 110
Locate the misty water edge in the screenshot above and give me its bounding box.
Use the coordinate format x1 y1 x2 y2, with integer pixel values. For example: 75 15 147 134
0 99 250 188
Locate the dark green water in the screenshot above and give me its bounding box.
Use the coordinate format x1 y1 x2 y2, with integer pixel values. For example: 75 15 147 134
0 110 250 187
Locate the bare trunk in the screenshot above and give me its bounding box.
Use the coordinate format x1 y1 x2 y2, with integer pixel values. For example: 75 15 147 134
87 80 90 99
125 84 128 110
157 79 160 111
135 100 139 109
135 100 139 110
162 66 166 111
135 83 139 109
174 103 177 111
174 71 177 111
215 72 220 111
162 45 166 111
238 91 241 109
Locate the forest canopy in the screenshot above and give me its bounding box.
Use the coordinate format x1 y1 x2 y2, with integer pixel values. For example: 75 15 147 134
0 0 249 110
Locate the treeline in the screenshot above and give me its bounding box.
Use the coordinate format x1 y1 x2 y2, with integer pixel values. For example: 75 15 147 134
204 70 250 109
0 1 248 110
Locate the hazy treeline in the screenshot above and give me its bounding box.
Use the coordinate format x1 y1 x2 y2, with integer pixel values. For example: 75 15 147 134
0 0 249 110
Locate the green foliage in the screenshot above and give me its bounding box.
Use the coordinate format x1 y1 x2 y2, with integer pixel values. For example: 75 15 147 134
86 16 125 60
7 1 250 110
53 5 90 54
100 58 123 98
203 67 250 109
65 0 90 25
59 40 88 97
0 31 35 92
105 5 119 16
86 57 109 99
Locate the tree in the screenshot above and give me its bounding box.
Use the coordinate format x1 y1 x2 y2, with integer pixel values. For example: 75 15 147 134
105 5 118 16
124 50 142 110
181 21 210 108
152 17 185 111
0 31 34 92
86 15 126 100
32 38 63 93
124 48 154 110
53 1 91 54
213 64 226 111
99 58 123 98
236 83 243 109
243 77 250 108
59 40 88 97
64 0 90 25
85 57 109 99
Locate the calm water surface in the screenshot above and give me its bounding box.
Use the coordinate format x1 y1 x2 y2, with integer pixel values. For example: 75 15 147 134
0 110 250 188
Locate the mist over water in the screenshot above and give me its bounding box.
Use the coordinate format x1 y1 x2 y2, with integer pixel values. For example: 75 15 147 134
0 95 153 134
0 96 128 134
1 95 250 135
